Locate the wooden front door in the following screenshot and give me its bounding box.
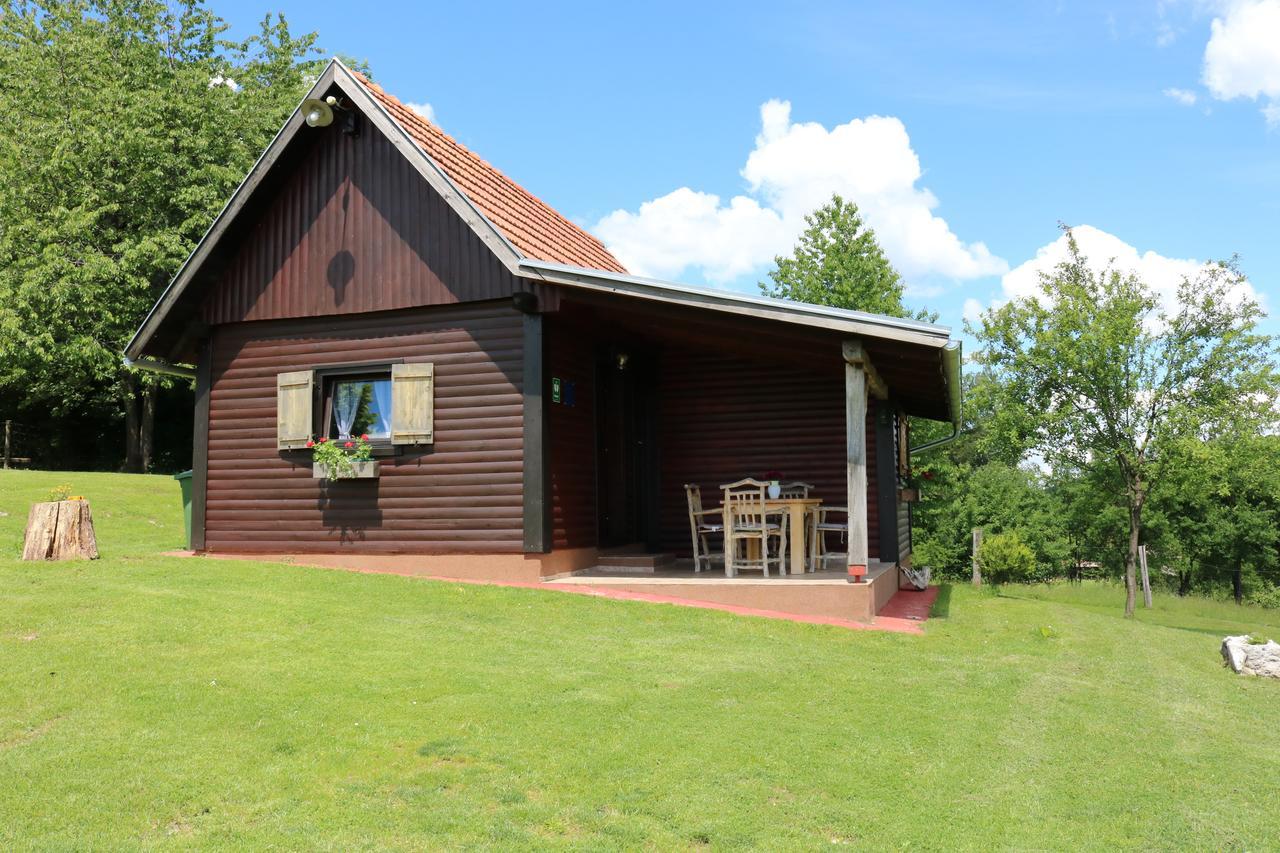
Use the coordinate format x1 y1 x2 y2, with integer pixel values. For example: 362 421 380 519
596 347 658 548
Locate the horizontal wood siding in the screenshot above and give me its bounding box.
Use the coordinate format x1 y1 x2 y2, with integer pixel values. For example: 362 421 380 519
204 303 524 553
202 117 551 326
545 315 597 549
655 347 879 559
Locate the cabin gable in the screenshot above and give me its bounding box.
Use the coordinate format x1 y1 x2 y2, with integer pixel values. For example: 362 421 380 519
201 114 549 326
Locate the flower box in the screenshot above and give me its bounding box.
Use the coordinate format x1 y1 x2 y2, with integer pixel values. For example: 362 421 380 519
312 460 380 480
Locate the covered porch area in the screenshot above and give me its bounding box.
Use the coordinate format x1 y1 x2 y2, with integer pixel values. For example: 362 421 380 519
527 284 960 621
546 560 901 623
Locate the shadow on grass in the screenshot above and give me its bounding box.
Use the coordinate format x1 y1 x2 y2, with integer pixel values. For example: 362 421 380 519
997 586 1274 639
930 583 953 620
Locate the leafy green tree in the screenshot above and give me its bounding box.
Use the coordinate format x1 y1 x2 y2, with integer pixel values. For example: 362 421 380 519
0 0 321 470
973 227 1275 616
1150 430 1280 604
761 194 915 318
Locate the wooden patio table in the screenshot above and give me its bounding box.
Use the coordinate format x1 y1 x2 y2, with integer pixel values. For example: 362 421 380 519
721 497 821 576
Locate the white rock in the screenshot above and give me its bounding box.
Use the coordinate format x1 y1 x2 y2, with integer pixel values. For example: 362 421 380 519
1221 635 1280 678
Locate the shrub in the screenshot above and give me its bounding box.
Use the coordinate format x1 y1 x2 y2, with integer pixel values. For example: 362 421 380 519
1249 585 1280 610
977 531 1037 586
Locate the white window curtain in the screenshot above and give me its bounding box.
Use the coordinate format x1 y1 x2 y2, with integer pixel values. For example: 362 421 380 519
333 382 361 439
371 380 392 438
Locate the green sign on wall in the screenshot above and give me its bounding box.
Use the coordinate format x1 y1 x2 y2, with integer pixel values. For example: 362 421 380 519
551 377 562 404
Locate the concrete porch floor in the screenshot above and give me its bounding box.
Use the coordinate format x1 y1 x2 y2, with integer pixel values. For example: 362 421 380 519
547 559 901 622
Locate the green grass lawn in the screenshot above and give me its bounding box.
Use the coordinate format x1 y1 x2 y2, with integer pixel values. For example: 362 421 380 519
2 469 1279 849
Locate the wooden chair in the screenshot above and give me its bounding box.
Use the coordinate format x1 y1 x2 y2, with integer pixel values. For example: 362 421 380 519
684 484 724 573
778 481 815 571
811 505 849 572
720 479 786 577
777 481 813 499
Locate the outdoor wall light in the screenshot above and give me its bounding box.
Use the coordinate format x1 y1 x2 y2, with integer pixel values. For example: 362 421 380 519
301 97 335 127
616 352 630 370
301 95 360 137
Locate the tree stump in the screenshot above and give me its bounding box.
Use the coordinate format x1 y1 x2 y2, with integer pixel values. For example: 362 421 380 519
22 500 99 561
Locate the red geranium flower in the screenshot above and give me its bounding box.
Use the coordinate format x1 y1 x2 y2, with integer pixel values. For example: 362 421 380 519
317 437 327 444
306 439 314 448
360 434 369 441
344 441 354 448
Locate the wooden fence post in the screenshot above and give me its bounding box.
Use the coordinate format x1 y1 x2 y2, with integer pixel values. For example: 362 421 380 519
3 420 10 469
1139 544 1152 608
972 527 983 588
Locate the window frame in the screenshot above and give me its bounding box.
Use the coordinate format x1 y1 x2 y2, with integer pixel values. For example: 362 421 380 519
311 359 404 457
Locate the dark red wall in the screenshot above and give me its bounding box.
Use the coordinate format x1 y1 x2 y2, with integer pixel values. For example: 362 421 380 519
655 347 879 559
542 307 881 559
201 117 552 326
545 315 598 550
204 303 524 553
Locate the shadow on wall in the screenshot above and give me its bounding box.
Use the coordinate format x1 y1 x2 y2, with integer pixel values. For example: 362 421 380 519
327 249 355 305
318 479 383 544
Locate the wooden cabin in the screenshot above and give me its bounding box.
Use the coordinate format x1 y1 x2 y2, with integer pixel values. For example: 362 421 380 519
127 60 961 621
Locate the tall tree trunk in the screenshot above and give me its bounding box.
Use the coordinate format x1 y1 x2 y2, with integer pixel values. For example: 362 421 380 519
1233 555 1243 605
140 380 156 472
123 372 142 473
1123 489 1143 618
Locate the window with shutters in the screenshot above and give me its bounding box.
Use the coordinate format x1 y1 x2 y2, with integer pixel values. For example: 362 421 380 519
276 361 434 452
321 372 393 443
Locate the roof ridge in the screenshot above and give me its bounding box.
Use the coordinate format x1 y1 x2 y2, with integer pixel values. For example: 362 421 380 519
348 69 626 273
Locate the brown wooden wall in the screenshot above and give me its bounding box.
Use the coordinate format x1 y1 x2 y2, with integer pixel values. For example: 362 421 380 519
545 315 598 550
203 303 524 553
201 117 552 326
541 299 883 559
655 348 879 559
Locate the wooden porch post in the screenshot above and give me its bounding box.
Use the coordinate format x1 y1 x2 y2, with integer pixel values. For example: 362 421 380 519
522 310 551 553
843 340 869 582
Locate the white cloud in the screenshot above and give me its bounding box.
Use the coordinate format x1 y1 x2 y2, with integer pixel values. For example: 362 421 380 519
1163 86 1199 105
998 225 1261 321
592 100 1006 286
1202 0 1280 123
962 297 986 326
405 101 436 123
593 188 783 282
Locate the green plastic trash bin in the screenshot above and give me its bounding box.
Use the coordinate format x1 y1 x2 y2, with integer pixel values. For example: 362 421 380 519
174 470 193 549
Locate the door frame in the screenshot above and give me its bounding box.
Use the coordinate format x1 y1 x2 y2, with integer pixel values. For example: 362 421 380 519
594 343 661 550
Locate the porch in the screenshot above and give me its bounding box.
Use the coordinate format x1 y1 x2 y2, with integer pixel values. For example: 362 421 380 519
532 291 941 620
545 559 902 623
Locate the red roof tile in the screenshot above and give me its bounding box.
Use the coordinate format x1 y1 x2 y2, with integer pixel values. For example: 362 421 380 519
353 72 626 274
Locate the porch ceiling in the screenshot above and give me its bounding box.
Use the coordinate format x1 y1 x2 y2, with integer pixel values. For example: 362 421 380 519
552 294 954 422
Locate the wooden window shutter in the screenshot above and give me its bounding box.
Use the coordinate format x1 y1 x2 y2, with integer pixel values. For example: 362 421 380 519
276 370 315 449
392 362 434 445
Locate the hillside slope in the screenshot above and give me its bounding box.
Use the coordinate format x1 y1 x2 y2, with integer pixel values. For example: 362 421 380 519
1 470 1278 848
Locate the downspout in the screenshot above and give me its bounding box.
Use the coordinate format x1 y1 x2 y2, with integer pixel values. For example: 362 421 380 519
910 341 962 454
122 354 197 380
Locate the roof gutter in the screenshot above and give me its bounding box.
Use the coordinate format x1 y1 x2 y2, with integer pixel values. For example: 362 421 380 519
122 354 197 380
910 341 963 455
518 259 953 347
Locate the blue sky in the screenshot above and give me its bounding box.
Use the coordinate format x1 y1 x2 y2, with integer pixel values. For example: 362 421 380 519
219 0 1280 335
